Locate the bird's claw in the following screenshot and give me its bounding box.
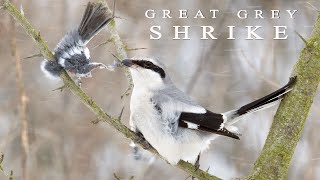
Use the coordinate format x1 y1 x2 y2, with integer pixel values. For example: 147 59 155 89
75 77 82 87
135 132 152 150
98 63 108 69
194 153 201 171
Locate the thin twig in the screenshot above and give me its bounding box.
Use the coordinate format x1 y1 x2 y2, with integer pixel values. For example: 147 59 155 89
23 53 42 59
0 1 219 179
295 30 309 46
9 170 14 180
117 106 125 121
91 118 101 124
52 85 66 92
113 173 121 180
114 16 127 20
92 38 112 49
126 47 147 52
306 2 320 12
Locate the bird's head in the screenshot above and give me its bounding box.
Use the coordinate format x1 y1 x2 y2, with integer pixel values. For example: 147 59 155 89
122 58 169 90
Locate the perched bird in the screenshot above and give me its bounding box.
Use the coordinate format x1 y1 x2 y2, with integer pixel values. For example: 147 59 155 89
122 58 296 165
41 2 114 83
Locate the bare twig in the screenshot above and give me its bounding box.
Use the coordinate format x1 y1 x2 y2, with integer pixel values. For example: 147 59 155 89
0 1 219 179
118 106 125 120
295 30 309 46
306 2 320 12
52 85 66 92
91 118 101 124
0 153 4 172
92 38 112 49
126 47 147 51
23 53 42 59
9 171 14 180
114 15 128 20
123 43 147 52
113 173 121 180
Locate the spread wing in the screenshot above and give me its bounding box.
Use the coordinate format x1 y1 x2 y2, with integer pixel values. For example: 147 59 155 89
157 85 240 139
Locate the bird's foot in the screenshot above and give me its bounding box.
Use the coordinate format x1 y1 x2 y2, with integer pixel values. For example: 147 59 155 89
98 63 108 69
106 60 121 71
135 132 152 150
194 153 201 171
75 77 82 87
91 62 116 71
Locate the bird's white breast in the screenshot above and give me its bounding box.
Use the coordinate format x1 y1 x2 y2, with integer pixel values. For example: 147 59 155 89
130 88 217 164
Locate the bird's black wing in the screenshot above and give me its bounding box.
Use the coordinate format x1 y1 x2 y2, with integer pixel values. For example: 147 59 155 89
178 110 240 139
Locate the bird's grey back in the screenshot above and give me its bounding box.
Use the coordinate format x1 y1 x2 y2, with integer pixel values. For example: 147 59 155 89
54 29 83 60
157 83 203 109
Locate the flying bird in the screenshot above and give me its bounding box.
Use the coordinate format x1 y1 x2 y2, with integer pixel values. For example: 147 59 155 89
41 2 114 84
122 58 296 165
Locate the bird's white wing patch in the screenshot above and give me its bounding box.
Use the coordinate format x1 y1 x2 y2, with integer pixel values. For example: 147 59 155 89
185 122 199 129
84 47 90 59
58 57 66 67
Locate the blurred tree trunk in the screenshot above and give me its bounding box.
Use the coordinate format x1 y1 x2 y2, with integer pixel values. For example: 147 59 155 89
246 14 320 180
9 0 29 180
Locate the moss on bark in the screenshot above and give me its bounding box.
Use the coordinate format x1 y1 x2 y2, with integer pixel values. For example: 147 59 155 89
246 14 320 180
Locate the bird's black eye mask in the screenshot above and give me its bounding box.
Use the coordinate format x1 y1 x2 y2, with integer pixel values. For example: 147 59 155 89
132 60 166 78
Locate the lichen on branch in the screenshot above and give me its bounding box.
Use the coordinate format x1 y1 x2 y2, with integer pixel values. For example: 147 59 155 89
246 14 320 180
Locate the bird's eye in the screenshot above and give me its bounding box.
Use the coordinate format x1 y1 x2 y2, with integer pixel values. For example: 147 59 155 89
144 62 153 67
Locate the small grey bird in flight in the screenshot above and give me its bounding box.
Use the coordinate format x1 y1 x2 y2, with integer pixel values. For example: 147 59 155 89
41 2 114 83
122 58 296 165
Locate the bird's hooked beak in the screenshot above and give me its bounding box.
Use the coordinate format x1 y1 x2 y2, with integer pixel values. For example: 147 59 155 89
122 59 134 67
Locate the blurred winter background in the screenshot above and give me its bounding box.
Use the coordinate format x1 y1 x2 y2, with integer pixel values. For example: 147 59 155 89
0 0 320 179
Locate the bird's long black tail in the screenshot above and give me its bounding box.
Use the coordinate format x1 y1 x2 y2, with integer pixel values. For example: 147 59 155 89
78 2 113 44
223 76 297 124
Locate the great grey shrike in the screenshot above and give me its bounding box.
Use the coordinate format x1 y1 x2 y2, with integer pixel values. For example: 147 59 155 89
122 58 296 165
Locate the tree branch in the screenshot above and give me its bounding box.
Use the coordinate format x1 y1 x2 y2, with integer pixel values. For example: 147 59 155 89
0 0 219 179
246 14 320 179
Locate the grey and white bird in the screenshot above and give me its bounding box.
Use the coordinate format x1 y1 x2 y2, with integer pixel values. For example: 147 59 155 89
122 58 296 165
41 2 114 83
